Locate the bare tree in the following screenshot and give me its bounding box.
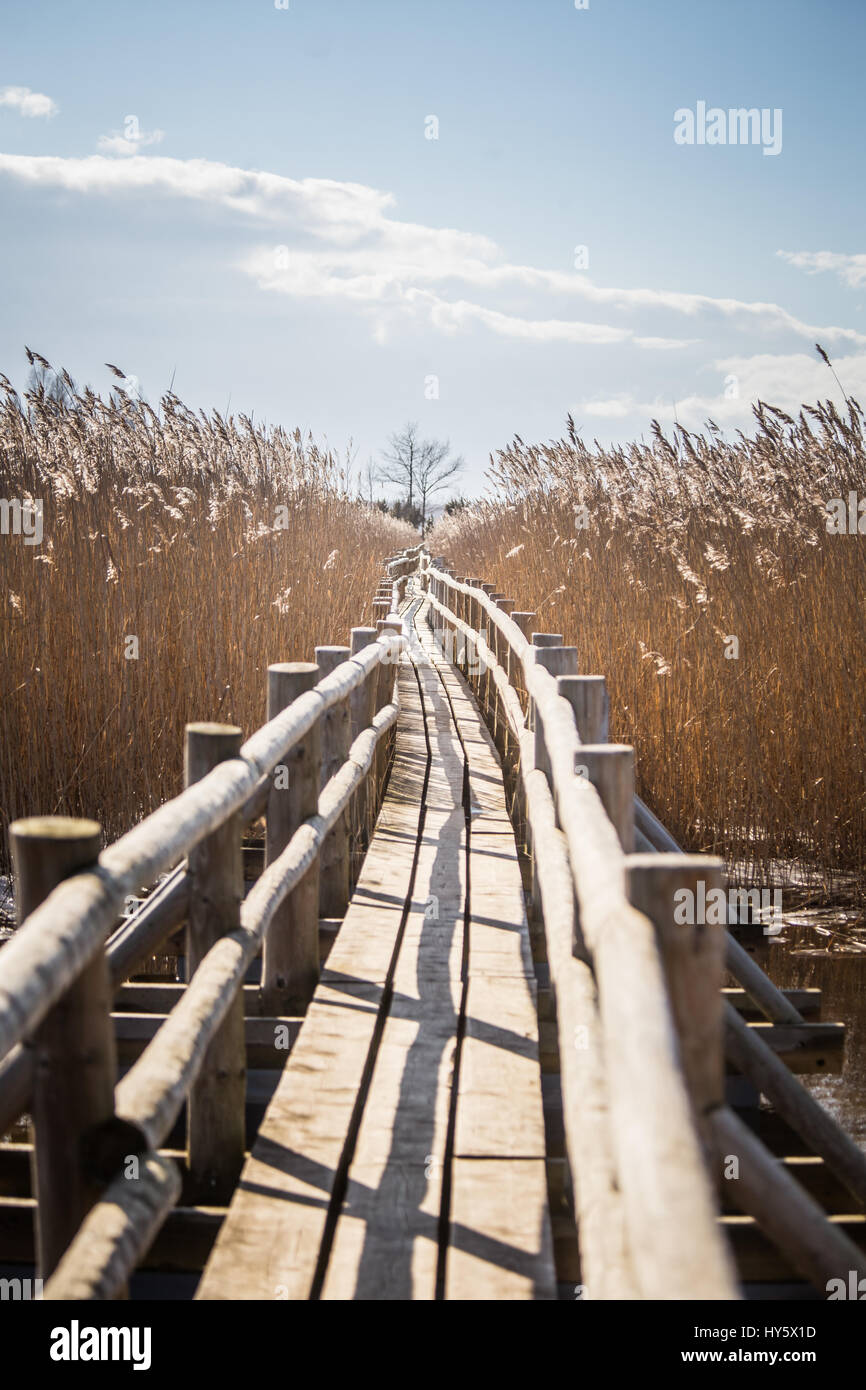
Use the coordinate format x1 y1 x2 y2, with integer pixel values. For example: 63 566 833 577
416 437 463 529
378 422 424 511
378 421 463 529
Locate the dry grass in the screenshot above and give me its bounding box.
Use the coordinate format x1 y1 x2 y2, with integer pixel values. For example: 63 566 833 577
431 398 866 903
0 361 415 869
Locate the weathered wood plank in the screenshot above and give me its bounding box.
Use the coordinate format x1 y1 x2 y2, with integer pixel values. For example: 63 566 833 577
415 606 555 1299
195 980 384 1299
197 662 426 1300
445 1159 556 1300
455 975 546 1160
322 640 467 1299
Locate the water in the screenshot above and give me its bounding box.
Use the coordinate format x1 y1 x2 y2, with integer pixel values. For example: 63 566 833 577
745 909 866 1152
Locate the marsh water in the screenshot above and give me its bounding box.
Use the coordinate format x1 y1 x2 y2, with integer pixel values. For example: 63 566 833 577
747 907 866 1151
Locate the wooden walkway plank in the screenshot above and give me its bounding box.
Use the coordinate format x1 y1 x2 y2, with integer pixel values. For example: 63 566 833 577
414 604 556 1300
446 1159 556 1300
198 599 556 1301
196 658 427 1301
321 651 467 1299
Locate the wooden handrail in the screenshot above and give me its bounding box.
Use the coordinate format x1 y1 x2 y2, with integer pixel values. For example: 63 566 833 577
0 634 403 1065
1 613 405 1296
417 558 738 1298
415 550 866 1296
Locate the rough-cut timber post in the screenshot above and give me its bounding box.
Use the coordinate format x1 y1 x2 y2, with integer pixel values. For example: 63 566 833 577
509 611 534 698
316 646 352 919
492 597 515 755
557 674 610 744
477 584 497 705
528 633 562 736
451 579 466 671
626 853 727 1116
350 629 379 874
185 723 246 1203
530 645 579 924
451 577 464 656
507 611 536 838
477 611 493 718
374 620 397 811
438 583 457 668
522 634 563 904
10 816 114 1279
532 646 578 783
574 744 635 853
462 581 478 686
478 581 496 702
261 663 321 1012
465 581 480 684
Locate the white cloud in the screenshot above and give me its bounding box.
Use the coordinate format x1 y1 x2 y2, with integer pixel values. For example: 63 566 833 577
0 152 395 234
0 149 863 355
97 127 165 157
580 350 866 426
0 86 58 118
778 249 866 289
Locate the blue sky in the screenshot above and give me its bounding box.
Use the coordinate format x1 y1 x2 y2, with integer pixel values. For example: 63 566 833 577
1 0 864 495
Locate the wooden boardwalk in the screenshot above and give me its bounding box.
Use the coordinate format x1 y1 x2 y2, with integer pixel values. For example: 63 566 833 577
198 599 555 1299
2 544 866 1301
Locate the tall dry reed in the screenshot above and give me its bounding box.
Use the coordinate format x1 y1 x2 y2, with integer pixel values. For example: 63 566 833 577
0 358 415 871
431 397 866 903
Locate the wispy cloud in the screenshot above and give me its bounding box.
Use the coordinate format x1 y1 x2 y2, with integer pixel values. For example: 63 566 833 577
580 350 866 425
97 126 165 157
0 149 863 353
777 249 866 289
0 86 58 118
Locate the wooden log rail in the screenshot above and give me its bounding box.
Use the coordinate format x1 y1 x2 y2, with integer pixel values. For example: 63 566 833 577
410 546 866 1299
0 614 405 1298
412 554 736 1298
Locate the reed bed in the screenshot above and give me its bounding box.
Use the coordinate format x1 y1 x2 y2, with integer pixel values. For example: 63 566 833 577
431 398 866 903
0 360 415 872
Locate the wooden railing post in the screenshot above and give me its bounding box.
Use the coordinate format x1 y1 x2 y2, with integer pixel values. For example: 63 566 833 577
510 611 534 708
532 645 578 784
185 722 246 1202
376 620 401 798
574 744 635 852
477 584 497 709
522 634 562 911
626 853 727 1117
491 598 515 754
439 580 456 667
450 579 465 670
10 815 114 1279
469 583 483 673
462 581 477 683
261 663 321 1013
350 628 379 875
507 612 535 838
528 645 577 923
316 646 352 919
528 633 562 734
557 674 609 744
